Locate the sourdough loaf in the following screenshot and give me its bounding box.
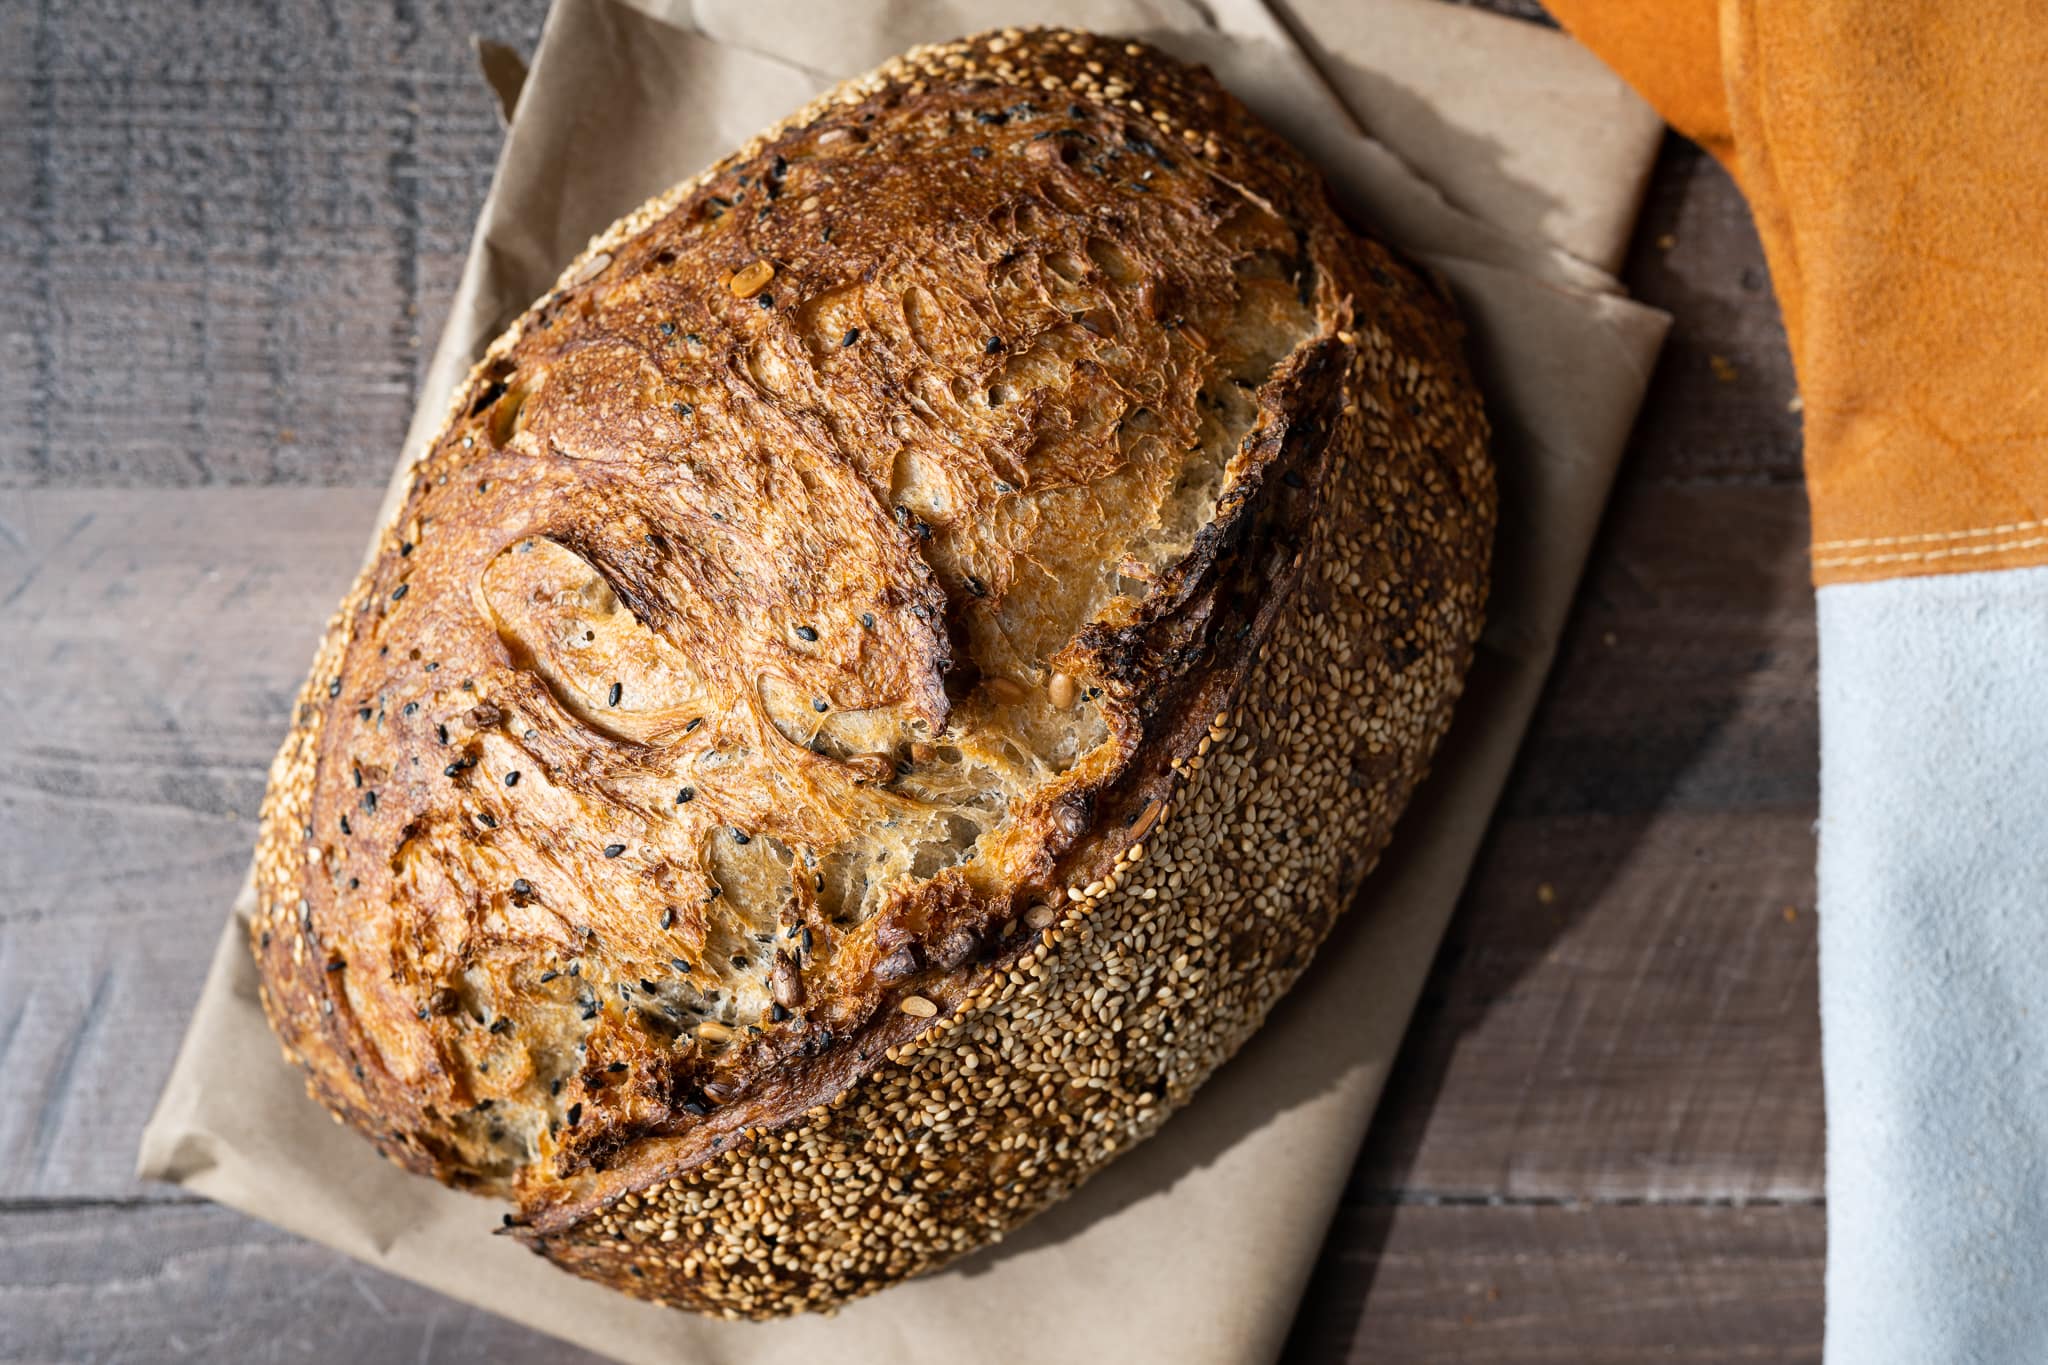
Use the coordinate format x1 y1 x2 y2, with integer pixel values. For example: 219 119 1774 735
251 26 1494 1316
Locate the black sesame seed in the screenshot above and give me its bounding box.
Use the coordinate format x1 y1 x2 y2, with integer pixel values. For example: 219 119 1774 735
551 1078 564 1095
812 697 828 712
860 612 876 629
685 717 702 733
391 583 408 600
504 770 520 787
325 958 346 972
443 762 464 778
670 957 691 972
757 293 774 309
673 401 692 419
770 1002 790 1022
970 145 990 159
802 926 814 953
539 969 559 983
608 682 622 707
569 961 581 976
659 321 676 335
512 878 532 896
361 791 377 813
639 978 659 994
707 885 723 900
580 1005 598 1021
424 661 439 672
603 843 626 858
842 327 861 347
976 110 1008 125
566 1103 582 1127
731 829 750 845
1068 103 1086 118
477 812 496 828
402 701 417 716
675 786 695 804
400 541 414 557
339 814 351 836
436 724 449 745
353 767 362 788
346 877 358 890
661 907 677 929
357 706 372 722
489 1017 511 1034
608 1060 627 1073
328 678 342 698
984 336 1003 353
683 1100 710 1116
794 624 818 642
965 574 988 597
731 954 749 969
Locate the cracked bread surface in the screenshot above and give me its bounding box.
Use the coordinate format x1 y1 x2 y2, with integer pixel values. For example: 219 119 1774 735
250 25 1494 1316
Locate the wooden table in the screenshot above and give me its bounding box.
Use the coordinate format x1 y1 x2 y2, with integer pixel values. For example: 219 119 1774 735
0 2 1821 1359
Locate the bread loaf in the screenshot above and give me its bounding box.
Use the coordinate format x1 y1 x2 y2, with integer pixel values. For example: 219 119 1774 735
251 27 1493 1317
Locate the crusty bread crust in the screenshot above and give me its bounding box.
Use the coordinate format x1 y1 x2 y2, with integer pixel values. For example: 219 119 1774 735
250 26 1493 1316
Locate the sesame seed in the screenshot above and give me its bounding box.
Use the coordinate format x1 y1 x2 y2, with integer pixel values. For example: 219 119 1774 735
603 843 626 859
842 328 861 347
608 682 623 707
899 995 938 1018
794 624 818 641
505 771 520 787
675 787 695 804
731 829 750 845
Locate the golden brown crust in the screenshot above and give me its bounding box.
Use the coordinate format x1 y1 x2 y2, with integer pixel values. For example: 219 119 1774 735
250 26 1493 1314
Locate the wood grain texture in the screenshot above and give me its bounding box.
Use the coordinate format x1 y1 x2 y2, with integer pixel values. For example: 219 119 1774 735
0 0 1827 1358
0 1198 1820 1365
0 0 548 487
0 1200 610 1365
1284 1200 1824 1363
0 487 381 1200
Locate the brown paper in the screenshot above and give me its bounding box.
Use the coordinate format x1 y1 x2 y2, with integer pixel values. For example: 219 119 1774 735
139 3 1670 1361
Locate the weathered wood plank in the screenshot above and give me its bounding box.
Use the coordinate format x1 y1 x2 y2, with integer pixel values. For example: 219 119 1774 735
0 1198 1821 1364
0 1200 606 1364
1621 138 1804 486
1285 1200 1825 1363
0 487 379 1200
0 0 550 487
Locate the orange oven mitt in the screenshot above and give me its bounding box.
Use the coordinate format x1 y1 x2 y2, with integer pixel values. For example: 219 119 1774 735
1546 2 2048 1360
